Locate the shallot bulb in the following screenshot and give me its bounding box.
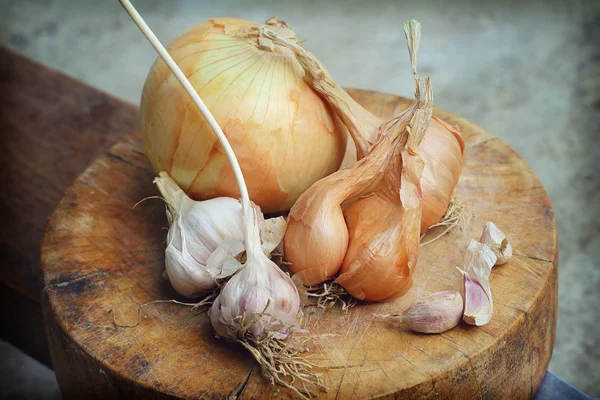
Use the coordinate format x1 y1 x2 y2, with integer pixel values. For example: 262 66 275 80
141 17 347 213
285 21 432 301
262 23 465 232
337 81 433 301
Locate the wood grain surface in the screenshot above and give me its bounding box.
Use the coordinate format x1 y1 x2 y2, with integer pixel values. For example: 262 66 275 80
41 89 558 399
0 46 139 364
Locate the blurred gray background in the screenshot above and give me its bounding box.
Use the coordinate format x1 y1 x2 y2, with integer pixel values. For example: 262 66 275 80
1 0 599 398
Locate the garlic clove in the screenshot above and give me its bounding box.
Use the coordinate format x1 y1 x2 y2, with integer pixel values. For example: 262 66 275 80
403 290 464 333
480 221 512 265
458 240 497 326
460 272 492 326
165 242 216 298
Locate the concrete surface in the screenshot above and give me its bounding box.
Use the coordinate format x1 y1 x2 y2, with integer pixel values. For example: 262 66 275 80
0 340 61 400
1 0 599 397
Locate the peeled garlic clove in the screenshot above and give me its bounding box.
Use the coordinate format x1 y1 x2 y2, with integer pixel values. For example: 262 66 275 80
459 240 497 326
480 221 512 265
403 290 464 333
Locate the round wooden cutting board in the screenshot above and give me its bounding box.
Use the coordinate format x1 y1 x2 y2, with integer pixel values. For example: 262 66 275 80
41 89 557 399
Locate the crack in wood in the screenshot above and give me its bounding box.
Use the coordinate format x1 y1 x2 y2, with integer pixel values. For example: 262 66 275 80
513 253 553 264
494 300 527 314
440 335 483 400
42 271 106 293
229 364 255 400
105 151 149 171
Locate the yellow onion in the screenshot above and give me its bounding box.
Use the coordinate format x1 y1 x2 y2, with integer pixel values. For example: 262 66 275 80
262 26 465 230
140 17 347 212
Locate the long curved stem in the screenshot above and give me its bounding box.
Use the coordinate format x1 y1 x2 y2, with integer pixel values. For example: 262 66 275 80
119 0 256 247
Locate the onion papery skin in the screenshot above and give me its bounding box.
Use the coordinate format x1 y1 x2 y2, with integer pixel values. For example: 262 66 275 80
335 148 423 302
342 115 465 234
141 18 347 212
418 116 465 232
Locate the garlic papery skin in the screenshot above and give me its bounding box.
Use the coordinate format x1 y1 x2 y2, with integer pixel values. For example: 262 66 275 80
209 209 301 340
458 240 497 326
480 222 512 265
403 291 464 333
165 241 215 297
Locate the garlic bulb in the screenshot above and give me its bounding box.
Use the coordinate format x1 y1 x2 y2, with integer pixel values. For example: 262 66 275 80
141 17 347 213
480 222 512 265
458 240 497 326
156 172 286 297
158 173 243 264
121 7 308 393
209 208 300 340
336 81 432 301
